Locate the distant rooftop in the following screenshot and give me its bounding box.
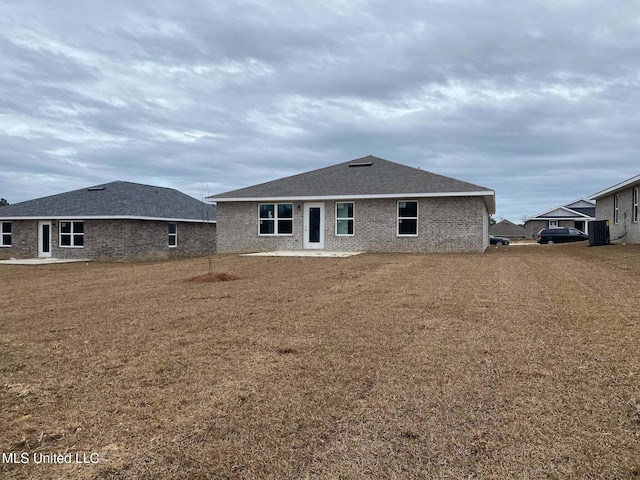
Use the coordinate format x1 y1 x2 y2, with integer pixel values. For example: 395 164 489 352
0 181 216 222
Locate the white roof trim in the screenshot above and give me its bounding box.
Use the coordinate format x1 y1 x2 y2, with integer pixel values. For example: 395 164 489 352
208 191 495 202
526 203 594 221
526 217 591 221
590 173 640 200
0 215 216 223
565 198 596 208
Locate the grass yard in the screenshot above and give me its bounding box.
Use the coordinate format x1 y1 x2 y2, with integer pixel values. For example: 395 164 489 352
1 244 639 479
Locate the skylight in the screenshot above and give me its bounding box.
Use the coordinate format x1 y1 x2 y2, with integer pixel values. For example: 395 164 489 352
348 162 373 167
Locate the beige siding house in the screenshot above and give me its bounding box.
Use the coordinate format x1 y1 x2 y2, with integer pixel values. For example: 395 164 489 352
590 173 640 244
0 181 216 261
208 156 495 254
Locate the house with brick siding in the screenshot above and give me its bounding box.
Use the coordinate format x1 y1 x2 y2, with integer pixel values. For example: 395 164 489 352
589 173 640 244
207 156 495 254
0 181 216 261
524 199 595 239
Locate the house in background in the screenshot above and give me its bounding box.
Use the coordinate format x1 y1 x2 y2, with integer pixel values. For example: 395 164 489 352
0 181 216 261
207 156 495 254
590 173 640 244
490 219 526 239
524 199 595 239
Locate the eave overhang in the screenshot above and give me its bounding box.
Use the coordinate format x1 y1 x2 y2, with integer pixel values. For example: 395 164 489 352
208 191 496 214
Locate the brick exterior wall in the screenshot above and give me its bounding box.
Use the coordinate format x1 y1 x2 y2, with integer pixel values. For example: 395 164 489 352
216 197 489 254
0 220 38 259
596 188 640 244
0 219 216 261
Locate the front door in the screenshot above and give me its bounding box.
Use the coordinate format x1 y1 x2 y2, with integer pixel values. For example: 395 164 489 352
303 203 324 249
38 221 52 257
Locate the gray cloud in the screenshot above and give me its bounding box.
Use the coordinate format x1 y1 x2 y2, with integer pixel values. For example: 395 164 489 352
1 0 640 222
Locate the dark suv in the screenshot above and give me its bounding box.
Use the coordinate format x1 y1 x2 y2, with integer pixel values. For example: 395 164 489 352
537 227 589 244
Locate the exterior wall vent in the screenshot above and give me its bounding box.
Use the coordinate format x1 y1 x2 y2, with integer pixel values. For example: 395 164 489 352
348 162 373 167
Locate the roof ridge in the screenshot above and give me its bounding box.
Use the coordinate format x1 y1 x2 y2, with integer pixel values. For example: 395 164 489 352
209 155 493 199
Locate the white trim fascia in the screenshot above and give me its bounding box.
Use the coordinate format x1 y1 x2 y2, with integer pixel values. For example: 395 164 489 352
0 215 216 223
565 198 596 208
525 216 595 222
590 174 640 200
209 191 494 202
525 206 592 221
209 191 496 215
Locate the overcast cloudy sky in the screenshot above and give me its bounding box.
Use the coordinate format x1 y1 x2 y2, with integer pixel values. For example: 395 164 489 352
1 0 639 222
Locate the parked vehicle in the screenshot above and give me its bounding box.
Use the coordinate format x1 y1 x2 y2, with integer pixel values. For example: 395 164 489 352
537 227 589 244
490 235 510 245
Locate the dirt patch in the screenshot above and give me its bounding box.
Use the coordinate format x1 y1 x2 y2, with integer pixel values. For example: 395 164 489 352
1 246 640 479
184 272 239 283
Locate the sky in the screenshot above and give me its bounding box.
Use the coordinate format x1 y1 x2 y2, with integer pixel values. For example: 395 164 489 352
1 0 640 223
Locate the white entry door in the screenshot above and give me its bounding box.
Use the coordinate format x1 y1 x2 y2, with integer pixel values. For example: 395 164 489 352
38 221 52 257
303 203 324 249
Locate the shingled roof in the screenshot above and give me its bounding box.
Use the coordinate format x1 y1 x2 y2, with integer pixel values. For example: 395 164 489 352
490 219 526 238
0 181 216 222
208 156 495 213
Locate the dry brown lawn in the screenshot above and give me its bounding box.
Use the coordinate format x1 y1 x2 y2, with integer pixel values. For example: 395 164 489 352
1 244 639 479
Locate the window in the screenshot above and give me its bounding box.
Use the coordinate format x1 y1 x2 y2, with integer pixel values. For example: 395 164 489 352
0 222 10 247
259 203 293 235
60 221 84 247
336 202 354 236
398 201 418 236
168 223 178 247
633 187 639 223
614 194 619 224
548 220 558 228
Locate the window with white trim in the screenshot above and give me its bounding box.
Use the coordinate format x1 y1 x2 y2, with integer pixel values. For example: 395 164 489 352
548 220 558 228
0 222 11 246
60 221 84 247
336 202 354 236
397 201 418 236
168 222 178 247
633 187 639 223
614 194 619 224
259 203 293 235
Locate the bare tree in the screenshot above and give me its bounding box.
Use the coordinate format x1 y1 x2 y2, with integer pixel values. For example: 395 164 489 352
200 184 215 274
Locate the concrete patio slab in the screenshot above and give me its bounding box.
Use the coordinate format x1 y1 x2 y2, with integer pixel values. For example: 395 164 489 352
0 258 91 265
240 251 363 258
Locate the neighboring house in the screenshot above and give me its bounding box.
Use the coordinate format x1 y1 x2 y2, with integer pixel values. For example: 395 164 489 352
589 173 640 244
0 181 216 261
490 219 526 239
524 199 595 239
207 156 495 254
